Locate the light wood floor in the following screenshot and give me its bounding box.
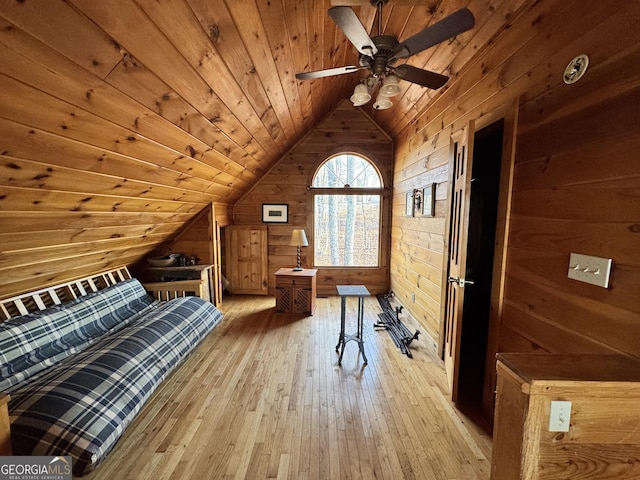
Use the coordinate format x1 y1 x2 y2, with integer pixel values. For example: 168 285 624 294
83 295 492 480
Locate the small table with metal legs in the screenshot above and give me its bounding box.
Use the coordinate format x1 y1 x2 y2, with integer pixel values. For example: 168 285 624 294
335 285 370 365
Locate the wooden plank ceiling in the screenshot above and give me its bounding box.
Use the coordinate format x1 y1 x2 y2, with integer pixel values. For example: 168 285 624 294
0 0 526 296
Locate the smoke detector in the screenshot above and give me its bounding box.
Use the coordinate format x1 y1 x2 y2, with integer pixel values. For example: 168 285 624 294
563 54 589 84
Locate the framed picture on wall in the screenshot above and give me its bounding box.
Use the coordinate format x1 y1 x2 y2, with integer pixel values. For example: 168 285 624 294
262 204 289 223
422 184 435 217
406 191 414 217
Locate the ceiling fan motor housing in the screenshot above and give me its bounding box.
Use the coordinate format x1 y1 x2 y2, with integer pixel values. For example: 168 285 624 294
361 35 398 75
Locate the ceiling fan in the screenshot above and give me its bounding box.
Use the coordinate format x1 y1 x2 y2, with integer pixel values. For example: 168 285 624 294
295 0 475 109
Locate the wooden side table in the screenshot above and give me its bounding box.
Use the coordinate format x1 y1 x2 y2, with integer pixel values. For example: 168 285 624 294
0 394 11 455
274 268 317 315
335 285 370 366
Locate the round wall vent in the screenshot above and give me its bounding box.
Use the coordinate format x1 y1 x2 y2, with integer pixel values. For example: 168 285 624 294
563 54 589 84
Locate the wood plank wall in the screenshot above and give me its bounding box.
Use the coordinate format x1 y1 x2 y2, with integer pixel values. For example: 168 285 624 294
391 0 640 361
232 101 394 296
0 0 258 300
130 203 229 283
506 70 640 356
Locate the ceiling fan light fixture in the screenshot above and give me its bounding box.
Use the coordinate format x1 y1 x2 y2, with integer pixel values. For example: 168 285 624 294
380 74 401 97
350 82 372 106
296 5 476 99
373 92 393 110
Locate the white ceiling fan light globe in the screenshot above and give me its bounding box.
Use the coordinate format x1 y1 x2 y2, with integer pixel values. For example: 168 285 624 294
350 82 372 106
373 92 393 110
380 74 401 97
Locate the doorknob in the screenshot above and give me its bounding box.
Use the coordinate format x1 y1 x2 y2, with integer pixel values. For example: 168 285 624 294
448 277 475 287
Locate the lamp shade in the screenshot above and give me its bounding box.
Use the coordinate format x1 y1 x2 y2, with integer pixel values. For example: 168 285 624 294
373 93 393 110
290 229 308 247
350 83 372 106
380 74 401 97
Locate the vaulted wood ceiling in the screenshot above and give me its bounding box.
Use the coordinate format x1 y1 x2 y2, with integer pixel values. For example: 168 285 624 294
0 0 531 296
1 0 525 205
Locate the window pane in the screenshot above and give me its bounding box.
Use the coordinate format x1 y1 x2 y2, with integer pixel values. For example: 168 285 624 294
314 194 380 267
313 154 381 188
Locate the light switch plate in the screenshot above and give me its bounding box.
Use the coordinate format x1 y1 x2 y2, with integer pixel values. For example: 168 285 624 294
567 253 612 288
549 400 572 432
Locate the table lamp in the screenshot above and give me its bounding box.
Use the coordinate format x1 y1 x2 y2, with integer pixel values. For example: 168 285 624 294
290 229 308 271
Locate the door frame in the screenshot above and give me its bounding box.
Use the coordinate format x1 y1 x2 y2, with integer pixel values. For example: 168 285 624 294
438 100 519 416
208 203 223 306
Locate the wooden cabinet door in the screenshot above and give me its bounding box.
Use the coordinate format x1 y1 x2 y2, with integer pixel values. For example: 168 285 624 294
226 225 268 295
291 287 312 314
276 286 292 312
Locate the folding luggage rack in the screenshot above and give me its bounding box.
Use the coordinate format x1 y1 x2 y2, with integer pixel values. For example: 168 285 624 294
375 293 420 358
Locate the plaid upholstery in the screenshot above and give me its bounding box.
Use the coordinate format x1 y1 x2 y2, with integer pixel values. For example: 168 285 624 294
0 279 157 392
5 286 222 476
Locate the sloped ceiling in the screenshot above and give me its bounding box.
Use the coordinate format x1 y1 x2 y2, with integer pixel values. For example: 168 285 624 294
1 0 527 200
0 0 529 296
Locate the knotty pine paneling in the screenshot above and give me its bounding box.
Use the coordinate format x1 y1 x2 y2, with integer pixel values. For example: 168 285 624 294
500 302 622 355
70 0 275 158
0 10 255 181
377 0 530 134
130 203 226 294
497 324 547 354
503 276 640 356
506 79 640 356
232 101 393 296
0 0 273 299
0 0 636 368
0 0 543 301
390 129 450 340
391 0 640 420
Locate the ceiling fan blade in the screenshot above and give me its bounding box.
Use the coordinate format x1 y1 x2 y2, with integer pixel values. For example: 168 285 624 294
295 65 362 80
395 64 449 89
393 8 475 59
328 6 378 56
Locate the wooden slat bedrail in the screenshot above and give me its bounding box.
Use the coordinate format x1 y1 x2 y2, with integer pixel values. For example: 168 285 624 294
142 280 205 302
0 267 132 322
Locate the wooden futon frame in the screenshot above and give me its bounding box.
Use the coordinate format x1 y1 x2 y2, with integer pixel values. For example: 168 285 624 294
0 267 208 322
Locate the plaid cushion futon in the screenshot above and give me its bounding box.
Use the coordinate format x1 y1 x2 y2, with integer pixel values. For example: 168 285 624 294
3 280 222 476
0 279 157 392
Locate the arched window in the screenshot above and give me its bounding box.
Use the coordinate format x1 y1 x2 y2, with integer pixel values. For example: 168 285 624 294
312 153 383 267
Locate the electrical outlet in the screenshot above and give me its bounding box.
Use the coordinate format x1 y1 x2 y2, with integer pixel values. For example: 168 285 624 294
549 400 571 432
567 253 612 288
